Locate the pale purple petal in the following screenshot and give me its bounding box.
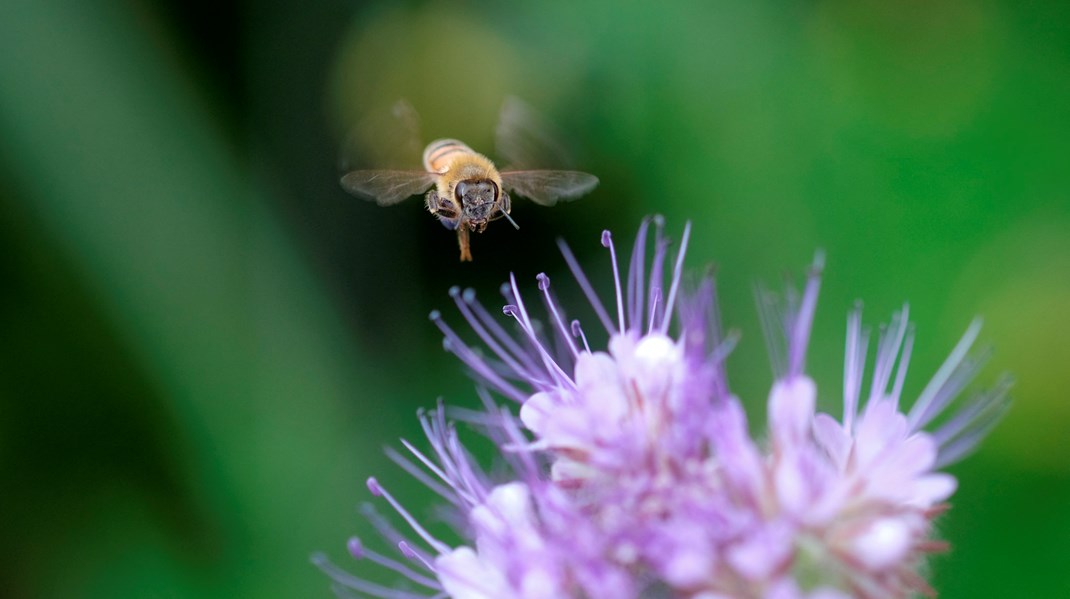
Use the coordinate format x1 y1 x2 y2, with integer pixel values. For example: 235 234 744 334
849 517 914 571
324 219 1008 599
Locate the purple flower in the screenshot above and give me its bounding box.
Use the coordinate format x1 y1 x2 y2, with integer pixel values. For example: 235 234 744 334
318 218 1009 598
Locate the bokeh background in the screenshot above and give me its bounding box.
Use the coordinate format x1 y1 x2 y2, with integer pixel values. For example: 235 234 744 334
1 0 1068 597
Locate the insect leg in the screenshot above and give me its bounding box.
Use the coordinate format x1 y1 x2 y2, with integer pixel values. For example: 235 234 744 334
457 226 473 261
426 189 460 230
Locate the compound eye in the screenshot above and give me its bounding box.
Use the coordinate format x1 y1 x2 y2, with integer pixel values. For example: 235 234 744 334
475 181 494 201
455 181 469 201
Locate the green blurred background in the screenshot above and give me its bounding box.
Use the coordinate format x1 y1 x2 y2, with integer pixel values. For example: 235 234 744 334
1 0 1067 597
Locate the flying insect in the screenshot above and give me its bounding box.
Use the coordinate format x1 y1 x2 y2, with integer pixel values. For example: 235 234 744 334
341 98 598 261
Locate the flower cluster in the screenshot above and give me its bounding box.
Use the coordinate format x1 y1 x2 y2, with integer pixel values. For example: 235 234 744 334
316 218 1009 598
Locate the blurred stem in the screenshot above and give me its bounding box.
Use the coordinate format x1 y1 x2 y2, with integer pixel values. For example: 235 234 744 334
0 0 365 596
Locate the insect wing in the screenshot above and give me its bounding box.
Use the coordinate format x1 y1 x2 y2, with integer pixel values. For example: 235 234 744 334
500 170 599 206
339 99 424 172
495 96 574 169
340 170 437 206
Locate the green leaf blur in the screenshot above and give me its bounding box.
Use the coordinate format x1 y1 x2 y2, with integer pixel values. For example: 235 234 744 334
0 0 1066 597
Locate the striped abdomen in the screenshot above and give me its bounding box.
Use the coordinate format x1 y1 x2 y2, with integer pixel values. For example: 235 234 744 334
423 139 475 173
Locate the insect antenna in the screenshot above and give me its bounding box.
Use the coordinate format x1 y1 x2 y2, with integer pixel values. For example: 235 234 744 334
500 209 520 230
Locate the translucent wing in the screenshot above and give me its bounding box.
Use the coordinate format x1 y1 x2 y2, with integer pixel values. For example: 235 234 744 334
340 170 437 206
339 99 424 172
500 170 599 206
495 96 573 170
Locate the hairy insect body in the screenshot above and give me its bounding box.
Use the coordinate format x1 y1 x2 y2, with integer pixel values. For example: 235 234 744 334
340 99 598 262
421 139 510 260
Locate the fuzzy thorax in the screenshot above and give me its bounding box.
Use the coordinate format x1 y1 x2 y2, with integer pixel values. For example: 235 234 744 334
434 152 502 199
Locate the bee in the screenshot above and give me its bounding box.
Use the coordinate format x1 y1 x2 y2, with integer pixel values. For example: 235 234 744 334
340 99 599 261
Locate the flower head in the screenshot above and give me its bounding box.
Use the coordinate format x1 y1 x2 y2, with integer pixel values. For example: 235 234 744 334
318 218 1009 599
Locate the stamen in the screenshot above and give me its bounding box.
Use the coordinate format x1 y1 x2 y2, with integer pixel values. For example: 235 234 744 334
459 392 536 474
648 288 661 334
557 238 616 334
503 274 576 389
931 375 1012 468
348 538 443 588
678 275 722 362
603 230 627 333
438 413 490 504
451 287 543 384
786 250 823 378
367 477 451 555
465 289 543 378
843 303 868 433
757 285 788 378
501 282 567 386
429 310 528 403
868 305 910 406
360 503 422 558
628 217 651 330
703 273 725 354
400 434 479 506
714 330 742 365
385 446 456 502
571 319 591 353
660 221 692 334
312 553 435 598
537 273 579 356
931 375 1010 447
908 319 983 430
415 409 487 505
648 216 668 328
889 324 915 411
495 402 539 474
474 385 501 416
399 541 437 571
912 348 991 430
